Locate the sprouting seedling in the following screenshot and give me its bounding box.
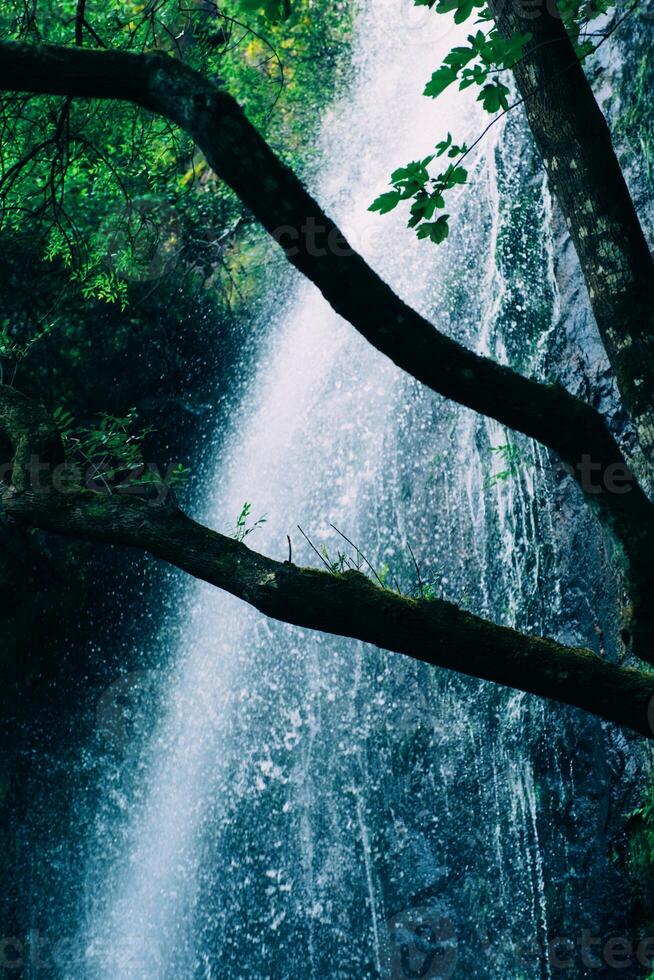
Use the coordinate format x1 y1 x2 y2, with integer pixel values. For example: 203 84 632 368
407 540 440 600
329 522 396 590
233 501 267 542
297 523 404 592
319 545 353 575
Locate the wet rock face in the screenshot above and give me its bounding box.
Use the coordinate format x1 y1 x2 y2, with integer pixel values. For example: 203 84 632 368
357 16 654 972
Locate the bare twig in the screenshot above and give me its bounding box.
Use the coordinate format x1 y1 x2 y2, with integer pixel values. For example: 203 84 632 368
329 522 387 589
406 540 424 595
297 524 333 572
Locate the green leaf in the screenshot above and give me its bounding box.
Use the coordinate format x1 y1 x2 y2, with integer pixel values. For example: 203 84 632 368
390 165 411 182
435 0 484 23
460 64 489 89
391 159 432 184
435 132 453 156
477 80 510 113
416 215 450 244
454 0 475 24
443 44 476 69
369 190 402 214
409 192 441 222
424 66 458 98
441 164 468 188
468 30 487 52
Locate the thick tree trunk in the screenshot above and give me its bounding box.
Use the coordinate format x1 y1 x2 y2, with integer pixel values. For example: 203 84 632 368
489 0 654 463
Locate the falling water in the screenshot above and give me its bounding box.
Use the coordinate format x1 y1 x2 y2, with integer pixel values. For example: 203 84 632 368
67 0 630 977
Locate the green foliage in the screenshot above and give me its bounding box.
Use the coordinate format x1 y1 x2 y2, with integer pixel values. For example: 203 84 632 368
368 190 402 215
370 0 615 245
235 0 292 20
477 80 510 113
423 28 531 99
78 271 129 310
435 133 467 159
233 501 267 542
70 411 154 483
0 314 56 385
423 65 459 98
301 528 442 602
415 581 438 600
629 787 654 863
416 214 450 244
0 0 352 309
54 406 189 493
0 1 353 525
319 545 353 575
0 327 25 360
558 0 614 55
369 141 468 241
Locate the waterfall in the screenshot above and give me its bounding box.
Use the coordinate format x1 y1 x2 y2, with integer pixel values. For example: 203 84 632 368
68 1 624 977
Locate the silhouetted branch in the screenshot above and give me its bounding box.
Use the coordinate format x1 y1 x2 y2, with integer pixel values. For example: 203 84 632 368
1 383 653 739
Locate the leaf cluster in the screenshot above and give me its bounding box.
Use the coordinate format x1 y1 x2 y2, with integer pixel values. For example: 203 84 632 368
0 0 352 309
370 0 615 246
54 405 189 492
369 136 468 243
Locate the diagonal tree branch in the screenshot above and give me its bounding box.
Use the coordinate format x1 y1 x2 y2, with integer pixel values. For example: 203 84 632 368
1 41 654 648
1 383 653 739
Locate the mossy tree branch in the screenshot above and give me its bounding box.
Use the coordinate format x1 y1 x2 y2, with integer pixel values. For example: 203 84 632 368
1 383 653 739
